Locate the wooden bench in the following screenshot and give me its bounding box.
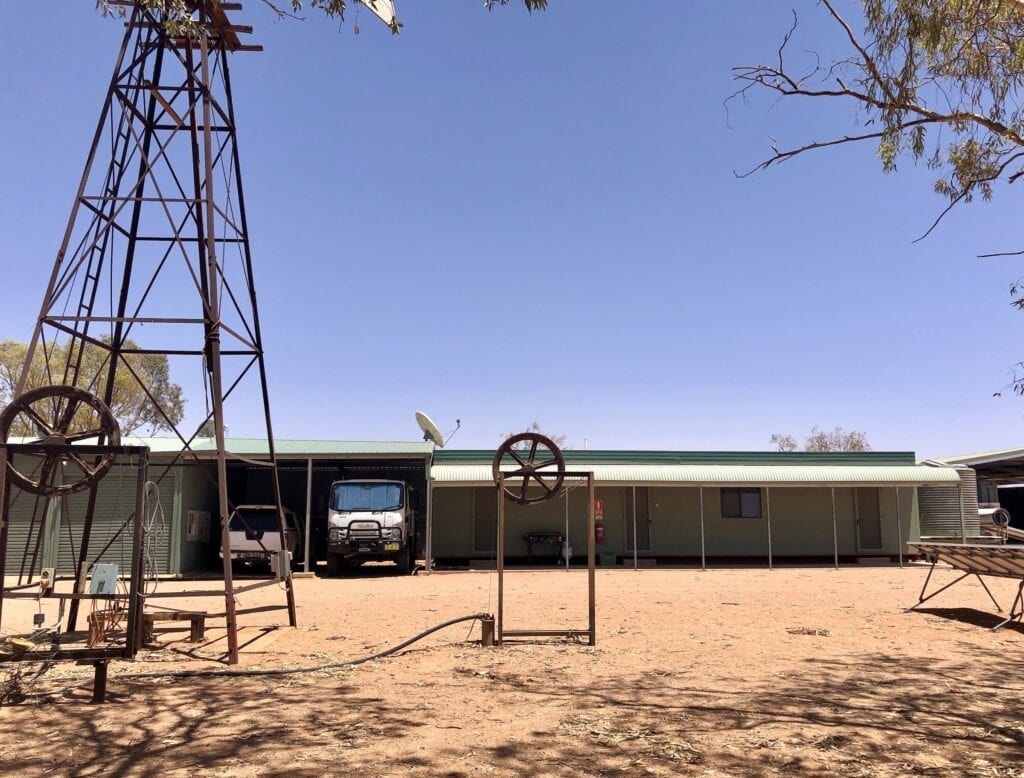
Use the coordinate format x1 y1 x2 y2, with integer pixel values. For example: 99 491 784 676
141 611 207 644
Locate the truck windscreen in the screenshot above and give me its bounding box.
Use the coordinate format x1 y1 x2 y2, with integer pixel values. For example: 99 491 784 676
331 483 403 512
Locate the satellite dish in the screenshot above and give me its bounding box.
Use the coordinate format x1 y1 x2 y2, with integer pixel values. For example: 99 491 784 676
415 411 445 447
358 0 398 28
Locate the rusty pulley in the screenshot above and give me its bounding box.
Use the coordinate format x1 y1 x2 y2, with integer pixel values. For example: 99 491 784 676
0 385 121 496
492 432 566 506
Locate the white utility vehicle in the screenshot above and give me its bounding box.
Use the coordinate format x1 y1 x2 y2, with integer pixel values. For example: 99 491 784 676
222 505 302 571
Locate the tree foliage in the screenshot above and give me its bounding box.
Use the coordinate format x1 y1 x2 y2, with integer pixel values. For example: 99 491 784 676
500 421 568 450
733 0 1024 392
771 426 871 452
0 339 185 436
769 432 799 452
732 0 1024 240
98 0 548 37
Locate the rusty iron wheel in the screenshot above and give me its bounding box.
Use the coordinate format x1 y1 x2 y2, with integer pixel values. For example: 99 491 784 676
492 432 565 505
0 385 121 497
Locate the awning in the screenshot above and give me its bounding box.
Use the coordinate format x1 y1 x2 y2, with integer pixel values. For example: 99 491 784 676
429 463 961 487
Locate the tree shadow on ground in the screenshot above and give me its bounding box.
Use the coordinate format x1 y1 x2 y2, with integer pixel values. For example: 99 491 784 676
2 650 1023 776
0 671 425 777
436 651 1024 776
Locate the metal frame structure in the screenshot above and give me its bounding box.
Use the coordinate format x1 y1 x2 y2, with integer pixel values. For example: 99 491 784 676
495 471 596 645
907 542 1024 630
0 443 149 701
7 1 293 665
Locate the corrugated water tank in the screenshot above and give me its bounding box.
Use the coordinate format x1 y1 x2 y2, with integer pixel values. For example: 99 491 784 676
919 466 980 538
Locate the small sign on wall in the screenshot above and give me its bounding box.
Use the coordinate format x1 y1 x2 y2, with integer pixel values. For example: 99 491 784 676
186 510 211 542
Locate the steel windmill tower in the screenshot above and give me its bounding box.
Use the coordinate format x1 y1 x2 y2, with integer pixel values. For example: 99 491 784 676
4 1 298 664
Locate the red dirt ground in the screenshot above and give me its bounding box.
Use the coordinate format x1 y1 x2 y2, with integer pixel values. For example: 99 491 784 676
2 564 1024 776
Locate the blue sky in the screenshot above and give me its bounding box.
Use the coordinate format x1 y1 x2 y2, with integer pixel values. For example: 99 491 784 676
1 1 1022 458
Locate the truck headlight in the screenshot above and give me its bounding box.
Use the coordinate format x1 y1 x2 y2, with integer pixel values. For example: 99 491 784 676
386 527 402 540
329 527 347 542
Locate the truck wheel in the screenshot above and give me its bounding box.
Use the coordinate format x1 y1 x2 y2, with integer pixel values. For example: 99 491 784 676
325 554 341 577
396 548 412 575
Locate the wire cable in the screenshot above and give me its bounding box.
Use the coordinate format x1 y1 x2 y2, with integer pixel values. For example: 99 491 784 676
111 612 492 682
7 612 493 699
141 480 166 597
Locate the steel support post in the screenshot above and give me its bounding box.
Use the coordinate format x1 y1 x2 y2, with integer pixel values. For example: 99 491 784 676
125 450 149 657
497 475 505 646
587 473 596 645
766 488 773 570
632 485 638 571
304 458 313 573
993 581 1024 630
699 485 706 571
425 481 434 574
564 489 570 571
831 487 839 570
196 26 240 665
896 488 903 568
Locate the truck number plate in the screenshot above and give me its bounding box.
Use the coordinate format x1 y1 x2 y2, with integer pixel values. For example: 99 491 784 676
384 542 400 551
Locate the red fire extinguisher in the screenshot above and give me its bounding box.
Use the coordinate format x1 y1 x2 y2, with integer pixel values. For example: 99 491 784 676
595 522 605 545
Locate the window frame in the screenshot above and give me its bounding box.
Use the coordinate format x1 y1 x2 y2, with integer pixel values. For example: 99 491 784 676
720 487 762 519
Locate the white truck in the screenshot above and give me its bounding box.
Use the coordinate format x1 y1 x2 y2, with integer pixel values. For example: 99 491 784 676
325 479 419 575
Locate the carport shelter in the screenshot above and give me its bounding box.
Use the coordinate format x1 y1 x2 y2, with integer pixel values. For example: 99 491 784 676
4 437 433 576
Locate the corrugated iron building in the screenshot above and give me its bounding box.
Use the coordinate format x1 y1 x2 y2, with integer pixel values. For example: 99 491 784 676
428 449 963 567
4 441 967 575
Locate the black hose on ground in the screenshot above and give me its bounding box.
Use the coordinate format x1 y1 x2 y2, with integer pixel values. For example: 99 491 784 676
110 612 493 681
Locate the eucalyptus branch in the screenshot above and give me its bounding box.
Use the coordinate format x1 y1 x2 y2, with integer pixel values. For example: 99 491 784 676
734 129 890 177
914 150 1024 241
979 247 1024 258
261 0 305 21
819 0 895 104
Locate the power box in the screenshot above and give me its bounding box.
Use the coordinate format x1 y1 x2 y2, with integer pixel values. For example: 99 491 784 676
89 563 120 595
270 550 291 580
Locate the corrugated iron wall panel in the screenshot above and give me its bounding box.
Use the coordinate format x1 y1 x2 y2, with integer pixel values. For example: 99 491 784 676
4 455 174 577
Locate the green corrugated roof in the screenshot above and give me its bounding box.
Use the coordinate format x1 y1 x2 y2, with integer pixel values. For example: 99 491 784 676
433 449 917 466
119 437 433 458
431 463 959 486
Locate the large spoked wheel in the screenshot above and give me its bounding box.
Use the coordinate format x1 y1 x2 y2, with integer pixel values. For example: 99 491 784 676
0 385 121 497
492 432 565 505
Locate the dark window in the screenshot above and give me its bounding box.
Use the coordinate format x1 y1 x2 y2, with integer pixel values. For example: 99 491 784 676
229 508 282 532
721 487 761 518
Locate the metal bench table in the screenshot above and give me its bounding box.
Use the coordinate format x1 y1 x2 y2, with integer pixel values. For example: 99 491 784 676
522 532 564 565
908 542 1024 630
